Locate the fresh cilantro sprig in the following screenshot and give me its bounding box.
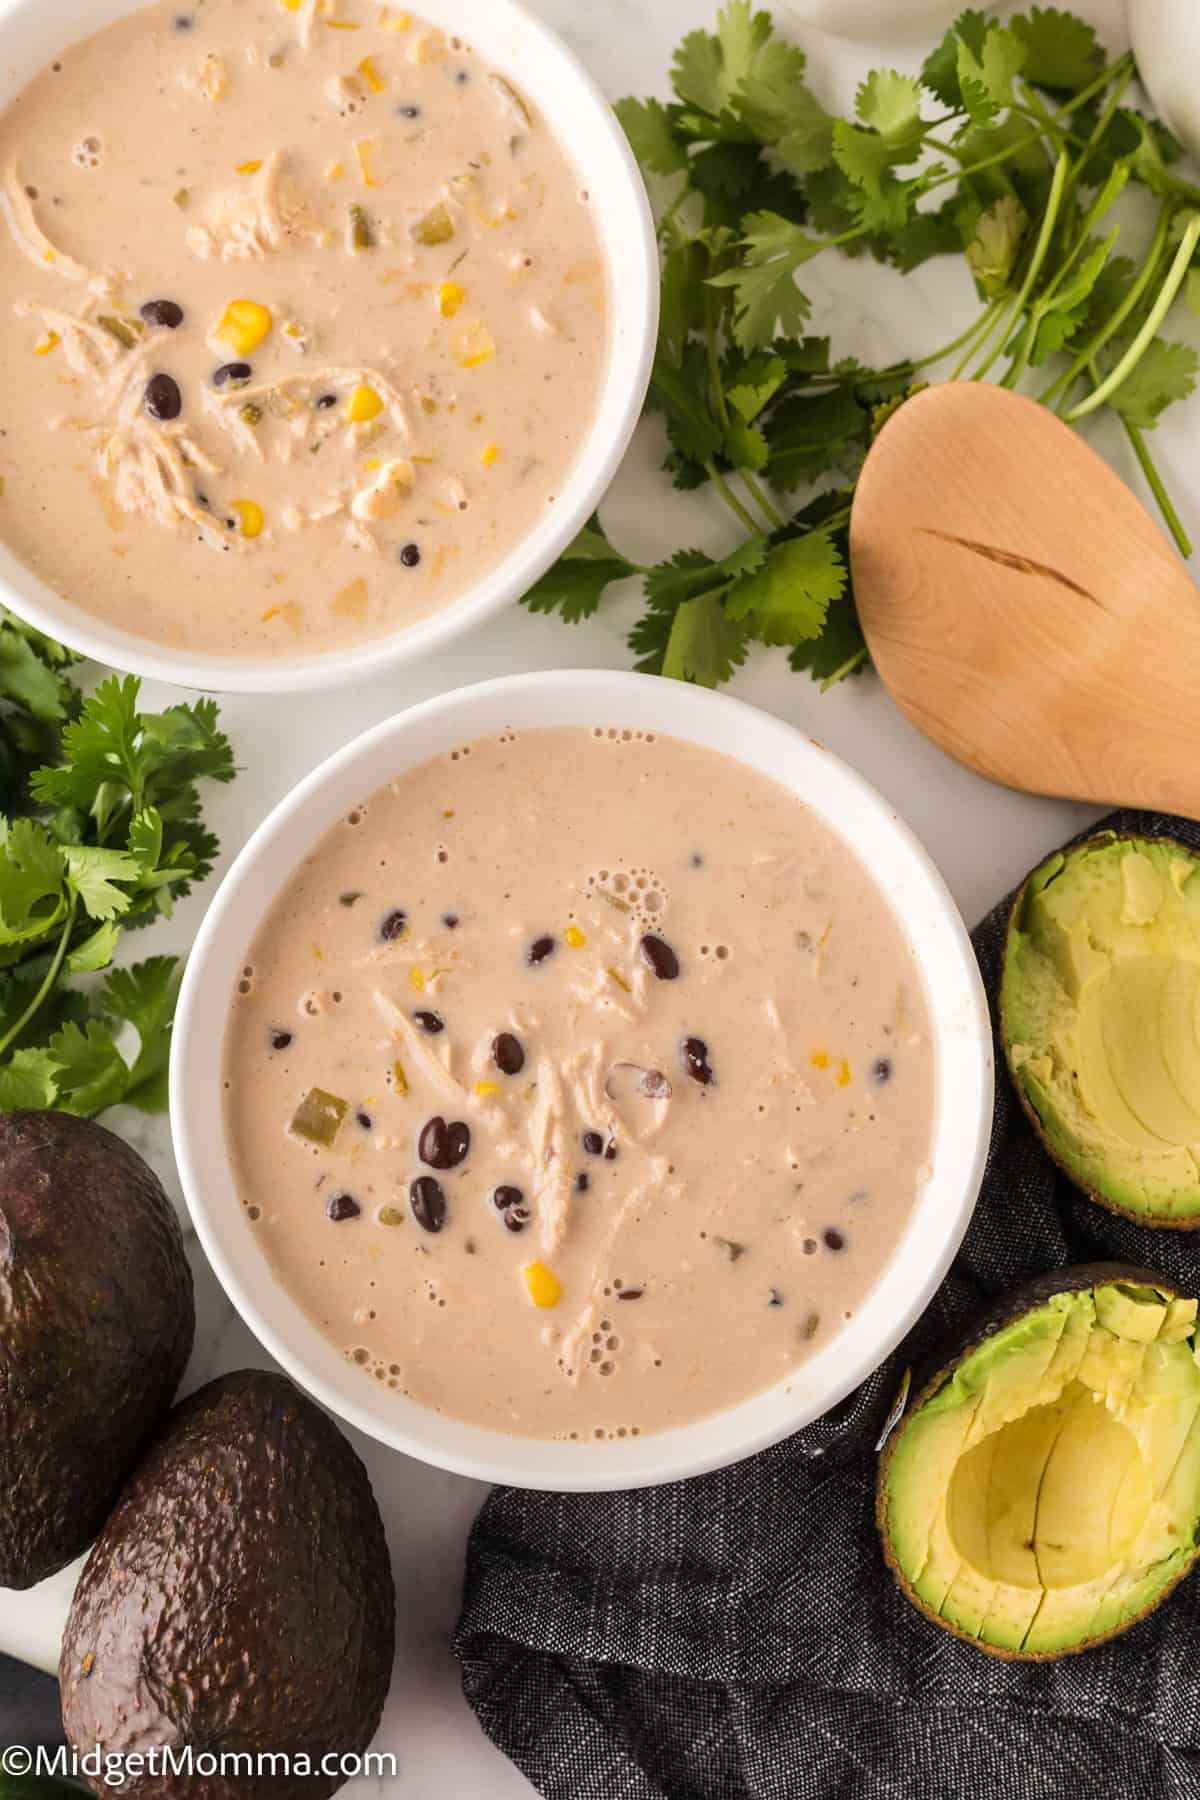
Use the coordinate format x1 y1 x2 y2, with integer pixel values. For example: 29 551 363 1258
526 3 1200 690
0 629 235 1115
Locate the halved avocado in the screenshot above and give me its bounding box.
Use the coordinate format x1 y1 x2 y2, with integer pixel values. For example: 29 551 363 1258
878 1265 1200 1660
1001 833 1200 1227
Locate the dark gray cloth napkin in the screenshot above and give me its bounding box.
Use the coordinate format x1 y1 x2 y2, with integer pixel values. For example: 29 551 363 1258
453 809 1200 1800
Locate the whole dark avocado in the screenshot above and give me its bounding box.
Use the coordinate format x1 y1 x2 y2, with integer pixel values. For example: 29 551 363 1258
61 1370 397 1800
0 1111 194 1590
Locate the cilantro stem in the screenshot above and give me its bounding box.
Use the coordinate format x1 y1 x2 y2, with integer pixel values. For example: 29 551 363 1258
0 897 77 1061
822 647 868 690
1059 62 1135 201
1121 415 1192 558
948 298 1016 382
704 462 763 536
1067 214 1200 421
1040 202 1172 410
740 470 786 532
972 151 1070 383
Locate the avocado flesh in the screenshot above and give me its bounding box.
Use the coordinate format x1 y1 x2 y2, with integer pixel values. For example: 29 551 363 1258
882 1279 1200 1658
1002 836 1200 1222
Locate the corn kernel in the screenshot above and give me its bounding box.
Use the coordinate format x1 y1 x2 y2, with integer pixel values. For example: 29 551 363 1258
34 329 60 356
523 1262 562 1310
347 383 384 423
236 158 264 174
438 280 465 319
480 443 500 468
810 1051 830 1071
457 322 496 369
282 0 303 10
564 925 586 949
215 299 273 357
836 1059 852 1088
231 500 264 539
327 17 362 27
474 1081 500 1099
409 967 425 992
326 159 345 179
392 1058 409 1097
355 139 377 186
357 55 384 91
379 5 410 26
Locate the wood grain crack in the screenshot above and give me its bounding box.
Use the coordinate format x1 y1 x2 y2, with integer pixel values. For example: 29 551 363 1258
917 527 1102 606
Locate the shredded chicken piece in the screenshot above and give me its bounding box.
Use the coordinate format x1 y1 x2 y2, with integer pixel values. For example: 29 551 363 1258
527 1056 575 1257
351 458 415 522
13 300 126 376
373 991 471 1110
95 421 228 545
2 168 110 289
186 151 328 262
297 0 320 51
281 497 346 532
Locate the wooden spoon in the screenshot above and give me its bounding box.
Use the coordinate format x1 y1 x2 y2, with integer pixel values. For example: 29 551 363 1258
849 382 1200 817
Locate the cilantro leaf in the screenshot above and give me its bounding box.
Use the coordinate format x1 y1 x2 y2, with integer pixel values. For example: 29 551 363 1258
0 630 71 725
957 27 1026 128
856 70 924 154
726 352 788 422
63 845 140 921
48 1019 132 1118
66 919 121 975
522 514 639 623
726 530 847 646
651 344 725 466
0 819 68 947
672 1 771 120
0 1046 60 1110
708 211 822 349
663 592 750 687
614 97 688 177
920 10 990 109
732 38 835 176
99 956 182 1112
1102 338 1200 430
1010 7 1103 93
966 195 1029 297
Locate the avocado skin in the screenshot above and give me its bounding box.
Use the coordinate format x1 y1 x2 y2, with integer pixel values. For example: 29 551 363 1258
0 1111 194 1590
61 1370 396 1800
1000 832 1200 1230
877 1262 1197 1661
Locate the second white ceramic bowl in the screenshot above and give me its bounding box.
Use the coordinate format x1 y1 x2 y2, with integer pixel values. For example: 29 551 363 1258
171 671 994 1491
0 0 658 692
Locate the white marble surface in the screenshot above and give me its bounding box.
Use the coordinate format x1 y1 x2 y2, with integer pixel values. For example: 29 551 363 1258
4 0 1195 1793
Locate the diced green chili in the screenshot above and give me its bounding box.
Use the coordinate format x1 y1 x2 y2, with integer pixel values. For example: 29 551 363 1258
290 1087 349 1147
412 202 455 247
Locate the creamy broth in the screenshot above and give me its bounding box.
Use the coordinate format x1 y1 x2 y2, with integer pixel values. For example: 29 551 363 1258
0 0 607 656
224 728 937 1441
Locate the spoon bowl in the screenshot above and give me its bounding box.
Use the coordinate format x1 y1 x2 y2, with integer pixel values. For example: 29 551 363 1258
849 383 1200 818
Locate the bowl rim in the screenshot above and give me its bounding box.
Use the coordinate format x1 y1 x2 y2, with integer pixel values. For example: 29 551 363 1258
0 0 659 693
170 670 995 1490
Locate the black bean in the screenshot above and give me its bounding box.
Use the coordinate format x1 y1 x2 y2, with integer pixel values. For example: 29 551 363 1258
400 543 422 569
399 103 422 119
492 1032 525 1076
212 360 253 388
327 1193 361 1223
527 935 556 967
768 1288 784 1309
503 1208 530 1234
824 1229 847 1253
419 1116 470 1170
493 1184 524 1212
379 909 407 942
173 14 194 29
443 913 460 930
582 1130 604 1156
315 392 338 410
144 372 182 421
410 1176 447 1233
269 1028 293 1052
681 1036 715 1086
690 853 704 868
604 1140 618 1161
640 934 680 981
576 1172 590 1194
873 1057 894 1085
140 299 184 329
414 1010 444 1035
617 1288 643 1301
357 1110 373 1131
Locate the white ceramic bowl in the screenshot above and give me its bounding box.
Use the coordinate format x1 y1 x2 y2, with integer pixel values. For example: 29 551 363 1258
171 671 994 1490
0 0 657 693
